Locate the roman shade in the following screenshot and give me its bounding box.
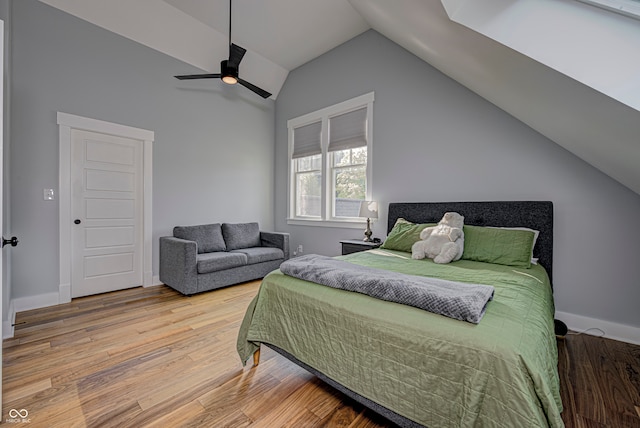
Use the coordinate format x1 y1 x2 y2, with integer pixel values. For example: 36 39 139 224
292 121 322 159
328 107 367 152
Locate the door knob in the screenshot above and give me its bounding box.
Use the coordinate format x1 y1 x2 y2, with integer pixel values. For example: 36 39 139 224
74 219 81 225
2 236 18 247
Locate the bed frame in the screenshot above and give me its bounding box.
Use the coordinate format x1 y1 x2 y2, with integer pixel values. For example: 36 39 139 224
260 201 554 428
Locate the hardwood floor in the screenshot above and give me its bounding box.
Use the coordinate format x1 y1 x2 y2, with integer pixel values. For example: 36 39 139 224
558 330 640 427
2 282 639 427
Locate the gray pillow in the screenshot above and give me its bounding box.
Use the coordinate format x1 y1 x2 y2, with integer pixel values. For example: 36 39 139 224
173 223 226 254
222 222 261 250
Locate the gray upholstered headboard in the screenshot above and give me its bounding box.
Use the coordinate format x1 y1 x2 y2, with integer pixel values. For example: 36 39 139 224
387 201 554 285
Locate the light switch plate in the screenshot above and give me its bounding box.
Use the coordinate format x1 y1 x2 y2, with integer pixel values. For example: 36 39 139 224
44 188 55 201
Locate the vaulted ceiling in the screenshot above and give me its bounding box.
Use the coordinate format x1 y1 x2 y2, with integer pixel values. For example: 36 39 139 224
37 0 640 195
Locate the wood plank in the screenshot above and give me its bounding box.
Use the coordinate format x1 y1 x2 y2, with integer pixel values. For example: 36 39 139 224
3 340 51 364
615 340 640 407
3 377 52 403
249 380 326 427
584 335 640 426
125 367 244 427
557 337 578 428
567 333 608 424
183 408 253 428
142 400 207 428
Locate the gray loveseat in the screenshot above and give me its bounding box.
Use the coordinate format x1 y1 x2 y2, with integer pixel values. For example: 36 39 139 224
159 222 289 295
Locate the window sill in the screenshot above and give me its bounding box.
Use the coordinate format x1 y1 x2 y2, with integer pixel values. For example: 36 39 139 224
287 218 368 229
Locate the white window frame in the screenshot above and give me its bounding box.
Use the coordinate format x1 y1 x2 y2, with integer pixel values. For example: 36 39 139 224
287 92 374 228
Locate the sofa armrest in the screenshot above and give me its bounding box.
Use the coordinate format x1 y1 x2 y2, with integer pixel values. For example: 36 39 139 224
260 231 290 260
159 236 198 294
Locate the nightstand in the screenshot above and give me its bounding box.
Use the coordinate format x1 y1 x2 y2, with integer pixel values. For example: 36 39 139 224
340 239 382 255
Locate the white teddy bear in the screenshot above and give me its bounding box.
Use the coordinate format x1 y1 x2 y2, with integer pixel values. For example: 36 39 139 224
411 212 465 264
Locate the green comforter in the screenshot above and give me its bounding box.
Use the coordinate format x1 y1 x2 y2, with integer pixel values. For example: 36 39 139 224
237 249 563 427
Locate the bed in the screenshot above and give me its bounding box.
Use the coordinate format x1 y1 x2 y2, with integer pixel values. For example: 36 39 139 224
237 201 563 427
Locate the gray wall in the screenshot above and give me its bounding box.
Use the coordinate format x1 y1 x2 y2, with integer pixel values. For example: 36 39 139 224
275 30 640 329
7 0 275 305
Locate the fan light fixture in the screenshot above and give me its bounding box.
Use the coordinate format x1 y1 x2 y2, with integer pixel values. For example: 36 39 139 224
173 0 271 98
222 76 238 85
221 60 238 85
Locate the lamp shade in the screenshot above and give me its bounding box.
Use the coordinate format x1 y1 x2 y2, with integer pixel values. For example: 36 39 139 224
358 201 378 219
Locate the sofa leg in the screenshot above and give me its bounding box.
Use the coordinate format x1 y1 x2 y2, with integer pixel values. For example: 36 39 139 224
252 348 261 367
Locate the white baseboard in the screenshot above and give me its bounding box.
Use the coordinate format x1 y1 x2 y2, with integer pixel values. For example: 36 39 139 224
13 291 61 313
3 291 65 339
555 311 640 345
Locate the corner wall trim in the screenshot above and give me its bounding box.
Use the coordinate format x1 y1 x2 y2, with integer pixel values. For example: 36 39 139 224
555 310 640 345
3 300 15 340
150 276 163 287
59 282 71 303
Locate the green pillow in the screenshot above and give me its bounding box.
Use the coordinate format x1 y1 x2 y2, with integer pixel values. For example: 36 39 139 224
381 219 435 253
462 225 535 268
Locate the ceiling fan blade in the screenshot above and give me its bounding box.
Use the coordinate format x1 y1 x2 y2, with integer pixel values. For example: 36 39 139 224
238 78 272 99
228 43 246 68
175 73 222 80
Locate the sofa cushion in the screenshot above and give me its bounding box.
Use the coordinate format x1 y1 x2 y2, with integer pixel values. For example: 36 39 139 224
174 223 226 254
230 247 285 264
197 252 247 274
222 222 261 250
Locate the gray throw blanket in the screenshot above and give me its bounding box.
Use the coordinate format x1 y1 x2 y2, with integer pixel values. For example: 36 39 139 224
280 254 494 324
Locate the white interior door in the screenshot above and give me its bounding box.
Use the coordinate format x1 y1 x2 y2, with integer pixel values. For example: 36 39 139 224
71 129 143 298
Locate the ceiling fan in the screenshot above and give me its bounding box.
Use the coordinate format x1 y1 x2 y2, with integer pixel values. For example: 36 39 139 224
174 0 272 99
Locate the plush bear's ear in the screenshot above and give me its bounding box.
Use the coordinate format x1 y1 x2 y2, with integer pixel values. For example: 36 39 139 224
449 212 464 227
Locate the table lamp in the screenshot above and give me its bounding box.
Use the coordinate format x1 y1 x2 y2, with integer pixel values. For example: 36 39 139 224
358 200 378 242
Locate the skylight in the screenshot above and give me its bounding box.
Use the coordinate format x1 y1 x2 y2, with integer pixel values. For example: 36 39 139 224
577 0 640 19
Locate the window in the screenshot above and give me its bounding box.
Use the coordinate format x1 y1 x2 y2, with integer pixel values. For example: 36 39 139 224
288 92 374 227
